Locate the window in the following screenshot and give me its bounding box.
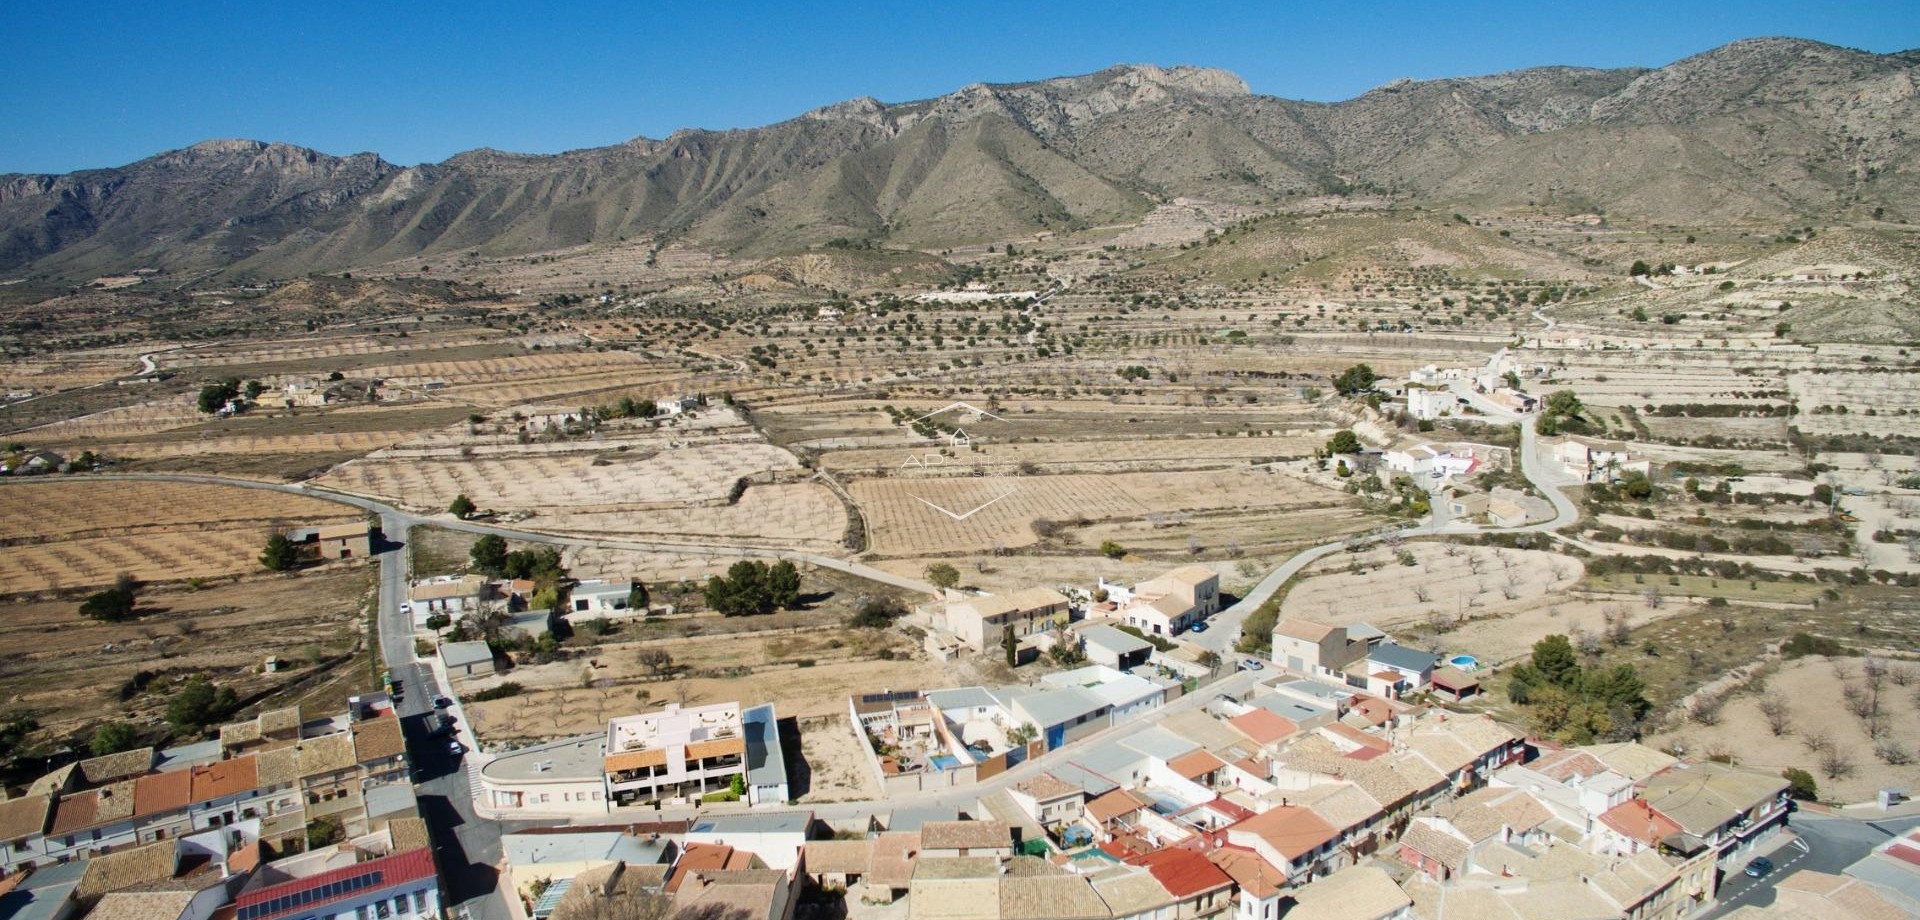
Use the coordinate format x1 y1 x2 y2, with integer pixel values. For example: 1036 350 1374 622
393 895 408 914
413 891 428 912
376 899 393 918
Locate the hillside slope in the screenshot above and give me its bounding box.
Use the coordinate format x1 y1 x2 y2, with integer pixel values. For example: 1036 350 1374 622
1 39 1915 280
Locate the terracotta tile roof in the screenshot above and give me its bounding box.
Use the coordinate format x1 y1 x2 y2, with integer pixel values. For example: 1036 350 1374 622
1274 618 1339 642
1282 865 1412 920
1348 697 1398 726
1000 875 1110 919
1089 867 1176 916
292 733 357 778
1289 783 1385 834
803 839 874 876
96 780 137 824
190 755 259 802
1399 820 1471 872
83 890 200 920
685 737 746 761
1599 798 1682 848
921 820 1010 851
258 707 302 736
1228 709 1297 745
49 789 103 836
666 843 756 892
76 839 178 899
1129 847 1232 898
77 748 155 785
604 748 667 772
351 715 406 764
1207 845 1284 898
869 832 921 887
1228 805 1338 861
235 847 436 920
1086 788 1148 824
0 799 50 848
1529 749 1608 782
388 817 431 855
253 745 300 788
1320 722 1391 753
1167 749 1228 781
133 770 192 817
25 764 76 798
1430 667 1480 692
1013 773 1081 801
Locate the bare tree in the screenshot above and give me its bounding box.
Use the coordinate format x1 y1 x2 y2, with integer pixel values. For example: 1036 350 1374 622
1757 693 1793 736
1642 588 1663 610
1819 746 1856 779
1876 737 1913 766
1892 665 1918 688
1413 585 1431 604
1687 692 1725 726
1801 728 1834 755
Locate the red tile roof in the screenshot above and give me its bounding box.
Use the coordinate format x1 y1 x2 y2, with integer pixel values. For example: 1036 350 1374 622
1228 710 1297 745
1228 806 1339 860
1207 845 1284 898
666 843 755 892
235 848 435 920
190 755 259 803
1599 798 1682 848
1320 723 1390 753
133 771 192 818
1086 789 1149 824
1167 750 1228 781
1128 846 1232 898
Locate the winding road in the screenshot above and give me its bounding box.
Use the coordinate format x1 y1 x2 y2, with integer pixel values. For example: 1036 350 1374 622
1193 389 1579 654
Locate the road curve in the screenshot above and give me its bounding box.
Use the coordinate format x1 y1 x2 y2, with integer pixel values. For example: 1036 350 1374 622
1196 403 1579 654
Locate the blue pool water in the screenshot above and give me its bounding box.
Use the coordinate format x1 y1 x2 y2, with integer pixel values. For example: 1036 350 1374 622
930 754 962 771
1449 655 1481 671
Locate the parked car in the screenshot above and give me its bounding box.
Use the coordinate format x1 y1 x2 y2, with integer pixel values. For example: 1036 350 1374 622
447 740 466 756
433 696 454 709
1238 658 1264 671
1189 622 1209 633
1743 856 1773 879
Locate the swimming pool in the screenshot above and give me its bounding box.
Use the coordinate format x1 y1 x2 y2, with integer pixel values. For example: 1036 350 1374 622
929 754 962 771
1449 655 1481 672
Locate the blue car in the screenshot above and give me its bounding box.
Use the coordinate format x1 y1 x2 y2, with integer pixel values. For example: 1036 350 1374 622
1743 856 1773 878
1189 622 1209 633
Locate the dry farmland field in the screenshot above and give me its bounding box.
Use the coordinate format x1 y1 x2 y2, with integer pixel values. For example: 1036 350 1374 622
315 441 802 512
0 480 364 592
847 468 1366 557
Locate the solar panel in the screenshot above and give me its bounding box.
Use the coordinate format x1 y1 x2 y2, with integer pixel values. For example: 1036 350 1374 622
238 870 386 919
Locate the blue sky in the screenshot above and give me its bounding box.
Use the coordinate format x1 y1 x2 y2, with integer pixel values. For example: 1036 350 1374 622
4 1 1916 174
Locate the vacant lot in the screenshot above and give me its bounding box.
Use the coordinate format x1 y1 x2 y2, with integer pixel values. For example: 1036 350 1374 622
463 623 949 743
0 569 371 738
1647 656 1920 805
0 481 363 592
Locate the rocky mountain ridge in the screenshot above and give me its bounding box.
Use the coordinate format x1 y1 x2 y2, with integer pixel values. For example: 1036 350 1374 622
2 37 1914 279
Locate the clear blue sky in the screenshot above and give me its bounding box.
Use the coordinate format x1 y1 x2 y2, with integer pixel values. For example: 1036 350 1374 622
5 0 1917 174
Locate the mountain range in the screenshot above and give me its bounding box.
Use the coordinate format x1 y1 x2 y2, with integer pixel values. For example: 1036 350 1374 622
2 37 1915 280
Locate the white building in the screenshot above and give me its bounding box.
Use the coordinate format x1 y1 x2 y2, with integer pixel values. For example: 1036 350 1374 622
603 702 747 805
568 579 638 619
1407 388 1455 421
1117 565 1220 637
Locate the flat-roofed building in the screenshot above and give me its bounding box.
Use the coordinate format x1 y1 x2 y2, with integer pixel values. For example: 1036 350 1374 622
603 702 747 805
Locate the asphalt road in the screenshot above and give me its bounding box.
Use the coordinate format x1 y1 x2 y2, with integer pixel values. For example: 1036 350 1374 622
1699 813 1920 918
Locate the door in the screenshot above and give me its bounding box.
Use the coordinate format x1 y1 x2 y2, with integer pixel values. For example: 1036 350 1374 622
1046 724 1065 750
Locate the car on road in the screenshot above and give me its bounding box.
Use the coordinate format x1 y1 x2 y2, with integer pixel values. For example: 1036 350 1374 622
399 602 412 615
1189 622 1208 633
1743 856 1773 878
1238 658 1264 671
447 740 465 757
433 696 453 709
